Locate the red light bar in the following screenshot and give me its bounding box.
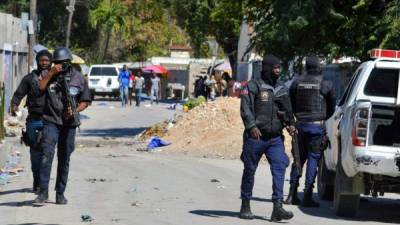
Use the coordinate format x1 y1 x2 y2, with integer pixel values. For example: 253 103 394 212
370 49 400 59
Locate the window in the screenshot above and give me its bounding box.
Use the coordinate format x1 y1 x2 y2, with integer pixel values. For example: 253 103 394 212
90 67 118 76
364 68 399 98
338 67 363 106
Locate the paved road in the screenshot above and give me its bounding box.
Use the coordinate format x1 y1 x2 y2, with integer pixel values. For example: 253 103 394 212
1 100 400 225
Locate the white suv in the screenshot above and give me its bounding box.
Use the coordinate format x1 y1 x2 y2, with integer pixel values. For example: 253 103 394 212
318 49 400 217
88 64 120 99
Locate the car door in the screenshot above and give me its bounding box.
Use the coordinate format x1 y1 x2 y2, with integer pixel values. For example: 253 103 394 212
324 66 364 171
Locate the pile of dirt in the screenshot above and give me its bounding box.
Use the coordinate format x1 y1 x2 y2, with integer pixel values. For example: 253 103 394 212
162 97 292 159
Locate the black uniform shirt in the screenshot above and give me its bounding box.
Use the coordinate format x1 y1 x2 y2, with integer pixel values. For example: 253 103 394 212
42 67 91 127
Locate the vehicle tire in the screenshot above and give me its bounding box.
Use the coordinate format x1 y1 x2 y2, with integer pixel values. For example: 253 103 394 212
333 156 360 217
318 155 334 201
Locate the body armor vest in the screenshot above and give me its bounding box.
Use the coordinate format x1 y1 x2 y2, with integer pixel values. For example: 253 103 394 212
295 75 326 121
253 81 283 137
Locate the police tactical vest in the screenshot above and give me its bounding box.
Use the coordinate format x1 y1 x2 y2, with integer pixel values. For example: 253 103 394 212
253 80 284 137
295 74 326 121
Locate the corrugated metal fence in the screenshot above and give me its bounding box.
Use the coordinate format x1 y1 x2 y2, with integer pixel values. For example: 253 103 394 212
0 12 29 141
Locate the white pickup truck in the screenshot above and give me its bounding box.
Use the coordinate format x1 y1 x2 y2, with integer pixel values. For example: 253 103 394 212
318 49 400 217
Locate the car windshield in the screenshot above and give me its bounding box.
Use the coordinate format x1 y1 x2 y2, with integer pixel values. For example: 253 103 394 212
90 67 118 76
364 68 399 98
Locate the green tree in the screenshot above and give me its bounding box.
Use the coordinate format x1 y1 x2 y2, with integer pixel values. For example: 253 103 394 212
90 0 127 62
246 0 398 63
171 0 244 73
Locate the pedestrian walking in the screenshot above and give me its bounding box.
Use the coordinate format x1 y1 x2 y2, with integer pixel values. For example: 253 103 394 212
134 71 145 106
10 49 52 194
239 55 296 222
34 47 91 205
128 71 135 106
118 65 130 107
285 55 336 207
150 73 161 104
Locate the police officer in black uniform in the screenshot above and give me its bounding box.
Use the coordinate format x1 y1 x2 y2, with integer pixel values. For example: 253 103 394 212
11 50 52 194
34 47 91 205
239 55 296 222
285 56 336 207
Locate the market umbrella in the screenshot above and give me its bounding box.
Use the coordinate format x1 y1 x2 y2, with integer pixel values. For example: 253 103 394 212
214 59 232 73
142 65 168 74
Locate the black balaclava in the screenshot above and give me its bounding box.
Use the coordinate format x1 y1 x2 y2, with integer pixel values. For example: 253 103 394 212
305 56 321 75
261 54 281 86
35 50 52 71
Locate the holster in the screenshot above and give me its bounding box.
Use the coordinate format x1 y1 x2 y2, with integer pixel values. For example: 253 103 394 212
21 128 42 149
320 135 331 151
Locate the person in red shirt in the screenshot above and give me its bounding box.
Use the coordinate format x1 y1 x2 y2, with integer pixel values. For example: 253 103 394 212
128 71 135 106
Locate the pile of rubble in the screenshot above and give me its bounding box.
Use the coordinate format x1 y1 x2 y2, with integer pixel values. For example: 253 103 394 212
163 97 245 158
138 97 292 158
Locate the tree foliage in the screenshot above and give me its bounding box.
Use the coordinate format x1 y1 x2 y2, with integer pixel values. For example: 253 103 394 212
170 0 244 70
246 0 400 62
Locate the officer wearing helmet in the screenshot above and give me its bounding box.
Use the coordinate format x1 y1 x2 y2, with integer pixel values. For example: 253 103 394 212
239 55 296 222
11 49 52 194
285 56 336 207
34 47 91 205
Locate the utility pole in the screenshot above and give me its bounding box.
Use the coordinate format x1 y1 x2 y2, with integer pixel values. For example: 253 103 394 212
28 0 37 72
66 0 76 48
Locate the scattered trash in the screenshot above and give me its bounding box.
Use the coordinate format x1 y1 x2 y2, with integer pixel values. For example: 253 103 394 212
0 173 11 185
81 215 94 222
85 178 113 183
153 187 160 191
216 185 226 189
144 104 152 108
95 144 103 148
154 208 166 212
109 106 115 109
97 102 108 106
131 185 139 193
210 179 220 183
7 116 20 126
147 136 171 151
77 144 85 148
5 131 17 137
111 218 121 222
124 142 134 146
106 154 130 158
131 201 142 207
166 103 178 110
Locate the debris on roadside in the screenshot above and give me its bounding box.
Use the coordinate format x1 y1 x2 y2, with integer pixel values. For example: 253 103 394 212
131 201 143 207
210 179 220 183
81 215 94 222
85 178 115 183
147 136 171 151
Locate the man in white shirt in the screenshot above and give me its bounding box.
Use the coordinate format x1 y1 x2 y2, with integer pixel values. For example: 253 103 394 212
150 73 161 104
134 71 145 106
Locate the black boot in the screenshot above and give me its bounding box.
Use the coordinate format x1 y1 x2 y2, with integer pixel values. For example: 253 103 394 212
32 180 40 195
239 199 254 220
56 192 68 205
270 199 294 222
33 190 49 205
301 188 320 207
284 184 301 205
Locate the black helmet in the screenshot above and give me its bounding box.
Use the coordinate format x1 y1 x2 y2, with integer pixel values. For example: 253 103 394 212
53 47 73 62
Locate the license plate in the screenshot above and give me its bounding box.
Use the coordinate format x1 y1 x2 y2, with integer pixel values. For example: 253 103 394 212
95 88 112 93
